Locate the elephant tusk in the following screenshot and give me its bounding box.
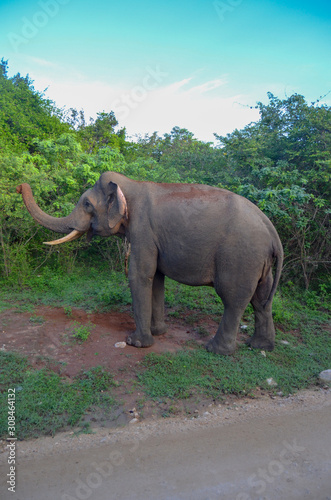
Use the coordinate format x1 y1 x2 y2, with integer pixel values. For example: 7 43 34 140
43 230 86 246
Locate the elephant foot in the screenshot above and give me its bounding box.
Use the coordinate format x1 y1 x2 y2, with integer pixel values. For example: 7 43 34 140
205 338 236 356
246 335 275 351
151 323 167 336
126 331 154 348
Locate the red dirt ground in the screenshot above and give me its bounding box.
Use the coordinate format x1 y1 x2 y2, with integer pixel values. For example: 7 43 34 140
0 306 220 377
1 306 233 424
1 303 267 432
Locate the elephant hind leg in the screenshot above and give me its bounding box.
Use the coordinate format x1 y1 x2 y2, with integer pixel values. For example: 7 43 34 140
247 271 276 351
206 303 247 355
207 266 257 355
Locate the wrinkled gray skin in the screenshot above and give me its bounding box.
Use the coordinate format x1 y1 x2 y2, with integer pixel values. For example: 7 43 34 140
17 172 283 355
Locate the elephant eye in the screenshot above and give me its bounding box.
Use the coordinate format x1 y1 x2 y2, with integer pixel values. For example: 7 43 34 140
84 199 94 213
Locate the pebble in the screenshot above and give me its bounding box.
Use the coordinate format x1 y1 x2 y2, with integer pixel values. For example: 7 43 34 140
319 369 331 383
115 342 127 348
266 377 278 387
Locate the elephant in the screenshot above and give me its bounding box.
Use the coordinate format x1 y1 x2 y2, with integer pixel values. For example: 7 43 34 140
16 172 283 355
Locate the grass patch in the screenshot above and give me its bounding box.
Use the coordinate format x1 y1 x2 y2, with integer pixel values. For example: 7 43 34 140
0 268 223 316
165 279 223 317
0 353 118 439
139 288 331 402
71 321 95 342
0 300 12 313
29 315 45 324
139 328 330 401
0 267 132 312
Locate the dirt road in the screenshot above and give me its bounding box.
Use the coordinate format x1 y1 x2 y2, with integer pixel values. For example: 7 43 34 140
1 389 330 500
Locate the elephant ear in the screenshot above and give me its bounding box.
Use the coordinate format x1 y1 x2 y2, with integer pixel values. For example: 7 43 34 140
107 182 128 233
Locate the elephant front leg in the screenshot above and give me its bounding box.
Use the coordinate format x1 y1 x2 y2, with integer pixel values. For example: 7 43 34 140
126 258 155 348
151 270 167 336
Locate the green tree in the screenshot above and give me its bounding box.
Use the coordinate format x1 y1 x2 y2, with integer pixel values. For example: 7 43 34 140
0 59 70 153
77 111 127 153
215 93 331 289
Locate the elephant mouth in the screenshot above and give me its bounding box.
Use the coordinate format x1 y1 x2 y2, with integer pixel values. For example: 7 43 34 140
43 229 86 246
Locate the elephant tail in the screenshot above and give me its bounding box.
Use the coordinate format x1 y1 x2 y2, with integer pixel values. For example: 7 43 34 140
264 244 284 308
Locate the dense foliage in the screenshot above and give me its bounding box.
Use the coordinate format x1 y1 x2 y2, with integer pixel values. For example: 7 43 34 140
0 59 330 291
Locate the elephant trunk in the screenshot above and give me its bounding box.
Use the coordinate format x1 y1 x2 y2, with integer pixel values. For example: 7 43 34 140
16 183 87 244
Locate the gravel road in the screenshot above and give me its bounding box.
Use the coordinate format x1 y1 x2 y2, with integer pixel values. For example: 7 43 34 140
1 389 330 500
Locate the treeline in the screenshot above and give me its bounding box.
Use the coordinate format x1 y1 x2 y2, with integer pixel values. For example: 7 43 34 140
0 58 330 290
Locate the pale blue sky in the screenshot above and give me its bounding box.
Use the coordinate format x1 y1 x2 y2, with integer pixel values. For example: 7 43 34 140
1 0 330 141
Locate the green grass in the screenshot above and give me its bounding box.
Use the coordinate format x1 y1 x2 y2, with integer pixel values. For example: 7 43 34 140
0 267 132 312
165 279 223 316
0 267 223 316
0 353 118 439
139 286 331 401
139 334 329 401
71 321 95 342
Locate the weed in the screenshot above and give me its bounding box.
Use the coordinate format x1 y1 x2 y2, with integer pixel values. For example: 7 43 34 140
29 315 45 324
0 300 11 313
14 304 35 314
73 422 94 436
64 306 73 317
196 326 210 338
71 321 95 342
185 315 197 326
168 310 180 318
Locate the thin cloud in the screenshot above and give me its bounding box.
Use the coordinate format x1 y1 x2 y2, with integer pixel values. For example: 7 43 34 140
37 73 259 141
26 56 59 69
187 79 227 95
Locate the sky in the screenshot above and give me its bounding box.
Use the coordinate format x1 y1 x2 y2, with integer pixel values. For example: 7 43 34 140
1 0 330 142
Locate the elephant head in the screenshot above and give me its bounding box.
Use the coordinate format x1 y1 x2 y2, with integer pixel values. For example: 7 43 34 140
16 172 128 245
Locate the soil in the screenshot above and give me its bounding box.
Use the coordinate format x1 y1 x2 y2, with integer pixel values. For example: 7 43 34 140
0 305 217 378
0 305 227 426
0 306 330 499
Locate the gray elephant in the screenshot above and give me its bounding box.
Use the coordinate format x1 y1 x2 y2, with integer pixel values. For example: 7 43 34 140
17 172 283 355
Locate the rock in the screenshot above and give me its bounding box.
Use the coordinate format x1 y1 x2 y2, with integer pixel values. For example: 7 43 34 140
114 342 126 348
129 408 139 419
280 340 290 345
266 377 278 387
319 369 331 383
129 418 139 424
